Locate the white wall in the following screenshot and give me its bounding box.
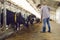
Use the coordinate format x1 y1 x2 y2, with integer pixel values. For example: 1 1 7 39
56 7 60 24
50 11 56 21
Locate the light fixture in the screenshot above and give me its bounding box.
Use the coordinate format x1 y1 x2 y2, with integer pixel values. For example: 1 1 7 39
10 0 41 18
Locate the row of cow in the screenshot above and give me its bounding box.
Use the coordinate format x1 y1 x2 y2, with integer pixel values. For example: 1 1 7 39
0 9 40 30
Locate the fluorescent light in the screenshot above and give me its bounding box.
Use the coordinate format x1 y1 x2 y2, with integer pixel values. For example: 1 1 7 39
10 0 41 18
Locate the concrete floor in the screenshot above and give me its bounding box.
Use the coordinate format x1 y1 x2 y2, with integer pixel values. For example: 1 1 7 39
6 21 60 40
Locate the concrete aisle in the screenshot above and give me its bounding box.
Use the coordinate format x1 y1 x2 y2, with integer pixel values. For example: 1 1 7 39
6 21 60 40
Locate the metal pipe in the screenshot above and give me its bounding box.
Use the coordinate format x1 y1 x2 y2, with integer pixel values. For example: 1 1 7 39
3 0 6 28
0 2 2 27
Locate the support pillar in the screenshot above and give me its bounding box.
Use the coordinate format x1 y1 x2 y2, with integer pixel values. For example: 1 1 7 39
3 0 6 28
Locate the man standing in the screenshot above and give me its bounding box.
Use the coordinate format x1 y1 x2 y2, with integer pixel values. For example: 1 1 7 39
40 2 51 32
